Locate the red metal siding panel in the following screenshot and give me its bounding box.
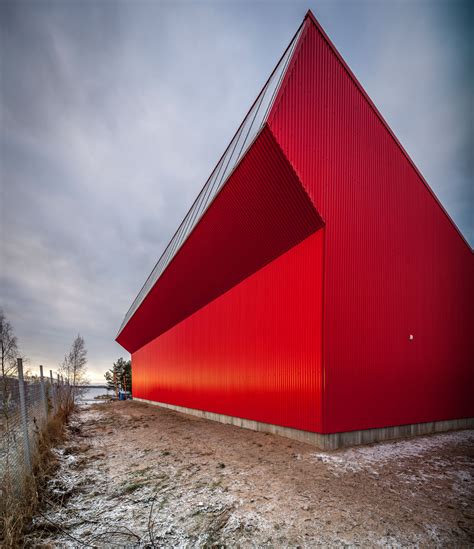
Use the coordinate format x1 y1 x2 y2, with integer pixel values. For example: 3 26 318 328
268 16 474 433
133 229 325 433
118 126 323 353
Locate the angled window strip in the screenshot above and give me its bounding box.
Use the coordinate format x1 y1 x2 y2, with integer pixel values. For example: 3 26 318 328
117 23 305 339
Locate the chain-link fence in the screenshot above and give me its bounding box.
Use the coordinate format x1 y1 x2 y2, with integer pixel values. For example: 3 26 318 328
0 359 72 495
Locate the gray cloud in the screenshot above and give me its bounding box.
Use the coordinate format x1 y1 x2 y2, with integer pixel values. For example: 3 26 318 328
1 0 472 381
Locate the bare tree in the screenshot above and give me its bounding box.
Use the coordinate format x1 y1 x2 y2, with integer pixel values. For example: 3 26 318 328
0 310 22 463
0 309 19 378
60 334 88 387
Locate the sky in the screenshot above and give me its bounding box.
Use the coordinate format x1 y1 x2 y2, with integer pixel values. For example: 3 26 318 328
1 0 472 383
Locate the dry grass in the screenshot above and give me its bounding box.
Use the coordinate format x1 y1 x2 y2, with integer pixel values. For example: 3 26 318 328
27 402 474 546
0 393 75 547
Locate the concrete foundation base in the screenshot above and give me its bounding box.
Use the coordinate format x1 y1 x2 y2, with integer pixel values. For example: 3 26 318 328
134 397 473 450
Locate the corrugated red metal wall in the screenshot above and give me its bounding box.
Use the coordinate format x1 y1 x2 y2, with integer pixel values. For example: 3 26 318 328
133 229 325 433
268 14 474 433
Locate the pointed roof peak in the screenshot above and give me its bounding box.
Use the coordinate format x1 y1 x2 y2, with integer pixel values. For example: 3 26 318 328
304 9 326 30
304 9 332 42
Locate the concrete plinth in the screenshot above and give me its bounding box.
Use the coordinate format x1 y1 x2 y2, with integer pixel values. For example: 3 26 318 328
134 397 473 450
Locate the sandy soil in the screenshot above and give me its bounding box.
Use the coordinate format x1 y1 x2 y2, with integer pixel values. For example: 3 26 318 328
29 400 473 547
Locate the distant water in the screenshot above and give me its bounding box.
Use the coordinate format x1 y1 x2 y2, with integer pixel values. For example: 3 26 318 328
77 386 113 405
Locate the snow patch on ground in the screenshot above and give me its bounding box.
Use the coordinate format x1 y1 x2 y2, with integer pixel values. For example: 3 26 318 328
311 431 473 470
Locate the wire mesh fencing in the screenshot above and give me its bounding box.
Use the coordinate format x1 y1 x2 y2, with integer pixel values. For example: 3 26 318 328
0 359 72 496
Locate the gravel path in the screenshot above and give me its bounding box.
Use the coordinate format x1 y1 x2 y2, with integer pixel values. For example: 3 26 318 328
29 400 474 546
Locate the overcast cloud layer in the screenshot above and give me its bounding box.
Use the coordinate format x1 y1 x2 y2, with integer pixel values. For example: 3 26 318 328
1 0 472 382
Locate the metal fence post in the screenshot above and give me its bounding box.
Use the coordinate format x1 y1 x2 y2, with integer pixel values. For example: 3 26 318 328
39 365 48 423
17 358 32 474
50 369 55 414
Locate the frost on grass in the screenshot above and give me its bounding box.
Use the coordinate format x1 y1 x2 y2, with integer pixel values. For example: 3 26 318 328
28 408 244 547
27 403 474 547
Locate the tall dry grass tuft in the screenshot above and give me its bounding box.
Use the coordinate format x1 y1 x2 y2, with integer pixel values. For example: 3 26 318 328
0 385 76 547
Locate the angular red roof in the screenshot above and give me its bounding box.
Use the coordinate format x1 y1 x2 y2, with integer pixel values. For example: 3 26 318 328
117 126 323 353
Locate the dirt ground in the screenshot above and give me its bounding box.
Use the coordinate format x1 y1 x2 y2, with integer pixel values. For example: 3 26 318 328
28 400 473 546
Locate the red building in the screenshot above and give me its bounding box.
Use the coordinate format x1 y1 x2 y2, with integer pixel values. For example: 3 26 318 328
117 11 473 448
